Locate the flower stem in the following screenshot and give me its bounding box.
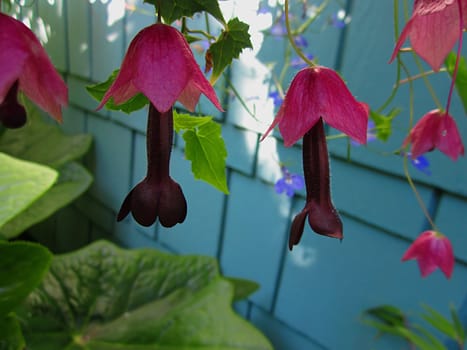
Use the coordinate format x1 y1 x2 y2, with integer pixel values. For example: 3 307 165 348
445 0 464 116
284 0 315 67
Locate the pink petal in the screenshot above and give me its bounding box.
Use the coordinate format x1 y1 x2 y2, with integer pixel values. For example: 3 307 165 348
389 16 414 64
431 236 454 278
436 113 465 160
405 110 441 159
0 14 67 121
99 23 222 113
263 67 368 147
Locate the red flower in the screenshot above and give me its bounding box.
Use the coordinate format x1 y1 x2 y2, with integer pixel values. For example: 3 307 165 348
402 230 454 278
0 13 67 123
261 66 368 146
98 23 222 113
390 0 467 71
403 109 464 161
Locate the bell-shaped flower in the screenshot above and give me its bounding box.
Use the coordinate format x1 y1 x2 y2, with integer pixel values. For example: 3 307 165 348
390 0 467 71
98 23 222 113
402 230 454 278
403 109 464 161
288 119 343 249
117 105 187 227
0 13 67 122
0 81 27 128
262 65 368 147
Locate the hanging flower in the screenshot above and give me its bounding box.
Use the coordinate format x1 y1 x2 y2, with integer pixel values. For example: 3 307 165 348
402 230 454 278
403 109 464 161
105 22 222 227
262 65 368 248
261 66 369 147
0 13 67 125
97 23 222 113
390 0 467 71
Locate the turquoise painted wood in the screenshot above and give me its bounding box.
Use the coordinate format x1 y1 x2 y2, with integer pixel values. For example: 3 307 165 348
26 1 467 349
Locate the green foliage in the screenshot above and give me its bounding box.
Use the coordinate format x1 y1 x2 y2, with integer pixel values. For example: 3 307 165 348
86 70 149 114
18 240 272 350
207 17 253 83
0 314 25 350
370 108 399 142
0 105 93 238
175 111 229 194
364 304 466 349
150 0 226 25
0 152 57 228
445 52 467 114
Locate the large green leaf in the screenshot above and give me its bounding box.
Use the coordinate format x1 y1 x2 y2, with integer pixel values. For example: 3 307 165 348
445 52 467 114
0 241 52 315
0 162 92 239
207 18 252 83
0 314 25 350
178 112 229 194
0 105 92 168
0 152 57 228
144 0 225 25
18 240 272 350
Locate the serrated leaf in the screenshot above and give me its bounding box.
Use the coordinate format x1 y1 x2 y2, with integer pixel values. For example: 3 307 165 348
0 105 92 168
0 314 25 350
445 52 467 114
18 240 272 350
173 110 212 133
208 17 252 83
0 241 52 316
0 162 92 239
182 119 229 194
0 153 57 228
144 0 225 25
87 70 149 114
370 108 399 142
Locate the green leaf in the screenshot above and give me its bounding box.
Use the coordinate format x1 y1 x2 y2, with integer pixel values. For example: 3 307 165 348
0 314 25 350
421 304 458 340
0 105 92 168
18 240 272 350
225 277 260 301
0 162 93 239
450 304 466 343
364 305 406 327
207 17 252 83
144 0 225 25
173 110 212 133
0 241 52 315
181 116 229 194
412 324 446 350
445 52 467 114
370 108 399 142
0 152 58 228
86 70 149 114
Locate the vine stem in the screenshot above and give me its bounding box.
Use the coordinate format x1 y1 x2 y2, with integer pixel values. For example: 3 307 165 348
284 0 315 67
445 0 464 116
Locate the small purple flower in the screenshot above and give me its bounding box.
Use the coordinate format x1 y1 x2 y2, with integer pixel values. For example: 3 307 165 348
330 10 349 29
268 90 283 108
352 120 376 146
290 54 315 70
275 166 304 197
257 3 270 15
294 35 308 48
409 153 431 175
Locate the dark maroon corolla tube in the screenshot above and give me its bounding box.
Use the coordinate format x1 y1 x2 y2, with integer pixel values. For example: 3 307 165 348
0 80 27 128
117 104 187 227
289 118 343 250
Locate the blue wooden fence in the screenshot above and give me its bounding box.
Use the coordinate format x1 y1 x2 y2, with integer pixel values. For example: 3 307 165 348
21 0 467 349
